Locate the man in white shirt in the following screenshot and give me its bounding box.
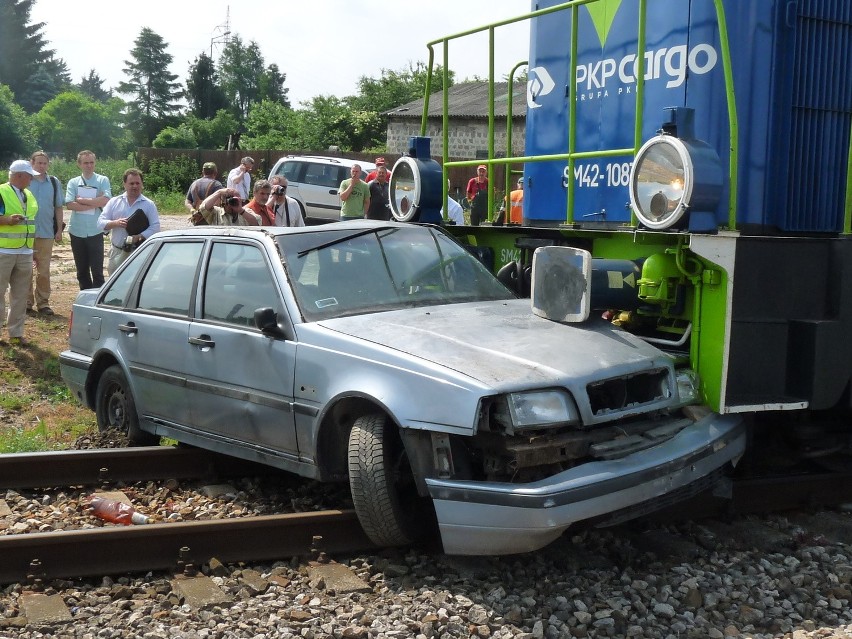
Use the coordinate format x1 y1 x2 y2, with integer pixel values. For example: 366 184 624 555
98 168 161 274
267 176 305 227
226 156 254 203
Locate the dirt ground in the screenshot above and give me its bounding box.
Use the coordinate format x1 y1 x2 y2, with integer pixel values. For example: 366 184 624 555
0 214 189 449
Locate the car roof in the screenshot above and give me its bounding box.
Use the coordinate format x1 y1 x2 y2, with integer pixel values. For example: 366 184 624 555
272 155 377 170
153 220 415 241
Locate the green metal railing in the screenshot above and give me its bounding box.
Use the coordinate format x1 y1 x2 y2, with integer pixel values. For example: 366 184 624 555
422 0 741 230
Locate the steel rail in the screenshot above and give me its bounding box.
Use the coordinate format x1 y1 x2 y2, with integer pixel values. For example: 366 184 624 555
0 509 374 585
0 446 273 490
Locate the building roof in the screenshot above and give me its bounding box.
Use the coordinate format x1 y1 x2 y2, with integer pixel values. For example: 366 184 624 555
386 81 527 120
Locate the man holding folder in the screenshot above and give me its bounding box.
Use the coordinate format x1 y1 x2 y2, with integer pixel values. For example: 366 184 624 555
65 150 111 290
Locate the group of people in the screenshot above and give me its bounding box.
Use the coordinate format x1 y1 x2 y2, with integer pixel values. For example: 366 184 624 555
186 158 305 229
0 150 161 345
339 157 392 221
191 155 524 228
466 164 524 226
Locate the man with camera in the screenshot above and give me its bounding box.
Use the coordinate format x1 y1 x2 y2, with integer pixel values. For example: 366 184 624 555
197 187 261 226
266 176 304 227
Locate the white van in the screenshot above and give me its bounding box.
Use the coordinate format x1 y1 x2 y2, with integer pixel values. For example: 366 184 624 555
268 156 376 223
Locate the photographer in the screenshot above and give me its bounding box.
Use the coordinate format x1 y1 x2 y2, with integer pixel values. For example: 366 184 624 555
266 176 304 227
197 187 261 226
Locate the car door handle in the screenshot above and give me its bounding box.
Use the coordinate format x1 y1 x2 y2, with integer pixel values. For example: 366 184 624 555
118 323 138 335
188 335 215 348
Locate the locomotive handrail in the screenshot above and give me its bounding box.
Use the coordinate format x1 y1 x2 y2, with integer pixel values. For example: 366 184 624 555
505 60 528 200
422 0 740 230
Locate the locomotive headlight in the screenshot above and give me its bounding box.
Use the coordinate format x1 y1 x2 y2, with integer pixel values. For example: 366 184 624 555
389 138 444 224
507 390 580 429
629 134 723 231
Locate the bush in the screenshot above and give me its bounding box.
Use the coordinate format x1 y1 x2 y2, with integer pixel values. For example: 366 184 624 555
139 155 198 194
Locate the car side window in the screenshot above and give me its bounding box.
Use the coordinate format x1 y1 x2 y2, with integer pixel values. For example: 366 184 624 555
277 161 300 182
305 163 340 189
202 242 282 327
100 243 154 307
137 242 203 316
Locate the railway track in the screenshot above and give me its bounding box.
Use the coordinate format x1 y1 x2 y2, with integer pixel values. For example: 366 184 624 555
2 447 852 585
0 447 374 585
0 445 271 490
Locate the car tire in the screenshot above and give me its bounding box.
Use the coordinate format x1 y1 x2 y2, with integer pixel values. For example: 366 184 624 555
348 413 428 547
95 365 158 446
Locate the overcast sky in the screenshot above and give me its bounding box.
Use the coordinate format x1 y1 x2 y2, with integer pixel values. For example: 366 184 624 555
31 0 531 106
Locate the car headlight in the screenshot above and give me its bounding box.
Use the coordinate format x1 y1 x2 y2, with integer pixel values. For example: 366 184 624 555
675 368 701 406
507 390 580 430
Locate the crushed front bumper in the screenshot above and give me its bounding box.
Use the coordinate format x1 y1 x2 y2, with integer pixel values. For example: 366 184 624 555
426 412 746 555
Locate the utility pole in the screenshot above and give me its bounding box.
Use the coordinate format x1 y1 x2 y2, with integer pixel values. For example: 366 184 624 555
210 7 231 59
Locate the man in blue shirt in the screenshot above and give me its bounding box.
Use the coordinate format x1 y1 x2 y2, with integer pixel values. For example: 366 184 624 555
26 151 64 315
65 150 111 289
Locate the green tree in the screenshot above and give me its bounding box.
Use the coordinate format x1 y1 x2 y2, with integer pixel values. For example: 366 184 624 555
186 109 239 149
0 0 66 112
152 123 197 149
117 27 183 146
186 52 228 119
218 35 267 124
242 100 301 149
78 69 112 102
299 95 349 150
0 84 36 164
258 63 290 108
350 62 453 115
32 90 124 159
340 63 454 151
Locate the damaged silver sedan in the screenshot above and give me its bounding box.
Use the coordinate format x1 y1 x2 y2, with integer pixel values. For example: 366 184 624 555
60 221 745 555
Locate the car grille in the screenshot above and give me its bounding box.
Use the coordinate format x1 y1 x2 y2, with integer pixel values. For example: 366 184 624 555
587 368 670 416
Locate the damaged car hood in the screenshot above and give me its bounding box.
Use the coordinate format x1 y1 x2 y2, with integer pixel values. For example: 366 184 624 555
314 299 671 388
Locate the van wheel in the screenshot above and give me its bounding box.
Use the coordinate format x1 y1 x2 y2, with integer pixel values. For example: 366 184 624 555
95 365 158 445
348 413 430 547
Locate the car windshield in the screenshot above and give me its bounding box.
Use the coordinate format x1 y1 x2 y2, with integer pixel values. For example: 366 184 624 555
277 224 515 320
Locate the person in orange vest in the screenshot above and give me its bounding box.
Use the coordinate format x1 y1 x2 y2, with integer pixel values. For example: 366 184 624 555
499 177 524 224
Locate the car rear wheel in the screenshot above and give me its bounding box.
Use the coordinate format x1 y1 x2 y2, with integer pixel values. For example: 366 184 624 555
348 413 430 547
95 365 158 445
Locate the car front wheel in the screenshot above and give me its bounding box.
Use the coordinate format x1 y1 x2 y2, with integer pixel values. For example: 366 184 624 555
95 365 158 445
348 413 431 547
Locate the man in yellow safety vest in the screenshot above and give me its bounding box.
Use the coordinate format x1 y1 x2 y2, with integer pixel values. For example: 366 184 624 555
0 160 39 346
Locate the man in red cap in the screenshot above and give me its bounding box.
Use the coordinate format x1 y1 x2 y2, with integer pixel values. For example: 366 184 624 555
365 157 390 183
466 165 489 226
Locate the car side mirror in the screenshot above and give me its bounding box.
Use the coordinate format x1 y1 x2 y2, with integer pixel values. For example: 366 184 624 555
254 307 286 337
530 246 591 323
